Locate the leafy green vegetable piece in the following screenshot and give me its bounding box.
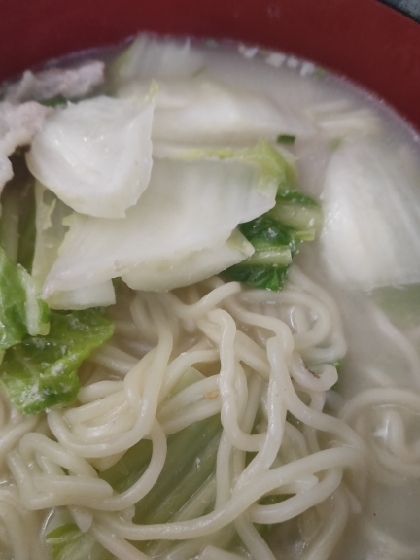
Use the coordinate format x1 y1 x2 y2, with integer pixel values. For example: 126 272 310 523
238 215 299 257
0 308 114 413
39 94 68 108
0 157 36 271
100 416 222 557
0 163 49 350
268 191 323 240
100 415 222 524
0 185 19 263
48 417 222 560
100 369 206 495
0 246 50 351
17 192 36 272
225 215 298 291
226 262 290 292
135 417 221 525
169 366 205 397
46 523 114 560
142 416 222 557
100 437 153 494
276 134 296 144
225 176 322 291
0 248 29 350
17 264 50 336
168 141 299 290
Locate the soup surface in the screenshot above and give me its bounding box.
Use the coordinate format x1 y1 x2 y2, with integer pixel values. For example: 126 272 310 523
0 34 420 560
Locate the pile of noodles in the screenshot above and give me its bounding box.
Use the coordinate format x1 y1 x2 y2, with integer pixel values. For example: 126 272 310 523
1 266 419 560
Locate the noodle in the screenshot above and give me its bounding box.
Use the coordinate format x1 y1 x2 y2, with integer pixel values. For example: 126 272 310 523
0 264 371 558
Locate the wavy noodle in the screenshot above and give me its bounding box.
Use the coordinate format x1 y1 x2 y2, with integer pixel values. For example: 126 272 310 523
1 268 408 559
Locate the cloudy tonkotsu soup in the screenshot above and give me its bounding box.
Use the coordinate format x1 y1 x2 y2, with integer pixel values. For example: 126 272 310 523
0 34 420 560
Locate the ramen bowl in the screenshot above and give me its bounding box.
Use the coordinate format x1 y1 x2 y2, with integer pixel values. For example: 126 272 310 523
1 2 420 560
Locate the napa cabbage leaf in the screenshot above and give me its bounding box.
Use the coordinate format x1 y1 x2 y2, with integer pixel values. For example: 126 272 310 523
47 416 222 560
46 524 114 560
26 95 154 219
0 246 49 352
123 229 254 291
41 143 278 296
321 139 420 289
225 180 322 290
118 80 314 148
0 307 114 413
32 182 116 309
